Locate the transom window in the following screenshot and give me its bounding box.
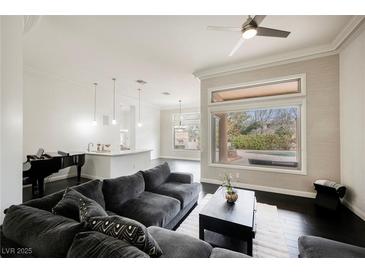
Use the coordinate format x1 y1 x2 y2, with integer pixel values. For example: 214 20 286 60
209 75 306 174
211 78 301 103
173 112 200 150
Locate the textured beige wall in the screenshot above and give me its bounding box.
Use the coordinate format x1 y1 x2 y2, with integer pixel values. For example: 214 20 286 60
200 55 340 195
160 107 200 160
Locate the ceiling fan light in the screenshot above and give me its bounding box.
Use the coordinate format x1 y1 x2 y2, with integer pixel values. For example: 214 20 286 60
242 28 257 39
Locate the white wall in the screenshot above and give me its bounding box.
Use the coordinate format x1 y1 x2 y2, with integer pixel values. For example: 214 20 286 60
160 107 200 160
126 97 160 160
0 16 23 223
23 68 160 181
339 21 365 220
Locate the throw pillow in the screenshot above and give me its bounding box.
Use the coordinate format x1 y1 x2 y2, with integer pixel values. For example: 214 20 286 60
67 231 149 258
79 196 108 223
88 215 163 257
52 188 107 221
141 162 171 191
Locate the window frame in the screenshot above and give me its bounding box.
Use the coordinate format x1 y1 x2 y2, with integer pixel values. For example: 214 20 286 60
172 112 201 152
207 74 307 175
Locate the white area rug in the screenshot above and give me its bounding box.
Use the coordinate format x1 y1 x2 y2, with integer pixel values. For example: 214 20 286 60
176 194 290 258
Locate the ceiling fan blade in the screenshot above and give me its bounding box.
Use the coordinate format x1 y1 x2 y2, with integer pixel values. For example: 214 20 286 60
229 38 245 57
252 15 266 26
256 27 290 38
207 26 241 32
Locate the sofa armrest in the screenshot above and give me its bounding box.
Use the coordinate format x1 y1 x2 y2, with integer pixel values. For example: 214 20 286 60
298 235 365 258
167 172 193 184
147 226 212 258
210 248 251 258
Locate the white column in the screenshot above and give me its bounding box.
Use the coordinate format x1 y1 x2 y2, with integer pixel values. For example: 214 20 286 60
0 16 23 223
218 113 228 163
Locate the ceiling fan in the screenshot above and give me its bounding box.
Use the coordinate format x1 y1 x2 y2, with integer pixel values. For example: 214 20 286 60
207 15 290 57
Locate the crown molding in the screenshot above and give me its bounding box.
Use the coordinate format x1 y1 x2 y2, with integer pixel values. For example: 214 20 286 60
193 16 365 80
23 16 41 34
193 45 335 80
331 15 365 49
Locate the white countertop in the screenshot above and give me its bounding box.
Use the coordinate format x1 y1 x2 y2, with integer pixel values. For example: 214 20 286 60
86 149 152 157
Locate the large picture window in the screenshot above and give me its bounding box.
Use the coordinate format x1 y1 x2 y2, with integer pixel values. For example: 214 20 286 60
209 74 306 174
212 106 300 170
173 112 200 150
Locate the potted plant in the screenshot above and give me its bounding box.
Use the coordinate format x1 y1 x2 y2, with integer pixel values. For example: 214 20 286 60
222 173 238 204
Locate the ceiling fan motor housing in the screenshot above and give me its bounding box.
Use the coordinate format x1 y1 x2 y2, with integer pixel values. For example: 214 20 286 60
242 21 258 33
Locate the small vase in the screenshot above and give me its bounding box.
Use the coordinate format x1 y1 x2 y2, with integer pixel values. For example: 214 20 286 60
225 191 238 204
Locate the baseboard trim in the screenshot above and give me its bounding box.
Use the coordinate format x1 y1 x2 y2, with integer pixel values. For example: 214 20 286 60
159 156 200 161
45 173 75 183
81 173 102 180
200 177 316 198
342 199 365 221
23 173 81 189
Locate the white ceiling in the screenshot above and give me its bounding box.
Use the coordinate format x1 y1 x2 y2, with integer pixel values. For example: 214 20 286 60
23 15 354 109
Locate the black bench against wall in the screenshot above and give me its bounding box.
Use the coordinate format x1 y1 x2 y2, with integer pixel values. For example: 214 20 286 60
314 180 346 211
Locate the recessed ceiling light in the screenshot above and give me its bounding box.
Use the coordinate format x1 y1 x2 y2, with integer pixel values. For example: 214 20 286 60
162 92 171 95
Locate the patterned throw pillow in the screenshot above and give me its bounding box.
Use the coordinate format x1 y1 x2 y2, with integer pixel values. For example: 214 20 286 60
52 188 107 222
88 215 163 257
79 197 108 223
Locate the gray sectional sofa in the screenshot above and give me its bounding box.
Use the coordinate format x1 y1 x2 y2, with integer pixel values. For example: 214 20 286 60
298 235 365 258
1 162 248 258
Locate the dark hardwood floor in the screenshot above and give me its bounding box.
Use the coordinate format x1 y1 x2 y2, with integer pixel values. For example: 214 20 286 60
201 182 365 257
23 158 365 257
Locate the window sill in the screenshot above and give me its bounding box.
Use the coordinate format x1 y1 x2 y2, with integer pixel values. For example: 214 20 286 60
173 149 201 152
208 163 307 176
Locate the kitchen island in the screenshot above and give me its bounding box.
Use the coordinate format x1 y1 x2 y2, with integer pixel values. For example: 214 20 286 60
82 149 152 179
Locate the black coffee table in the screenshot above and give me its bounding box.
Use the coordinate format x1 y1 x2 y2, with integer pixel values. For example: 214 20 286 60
199 187 256 256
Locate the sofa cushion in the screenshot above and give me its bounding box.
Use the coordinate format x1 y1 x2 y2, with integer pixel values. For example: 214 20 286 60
67 231 149 258
152 182 201 209
210 248 250 258
1 226 35 258
23 179 105 212
52 189 107 221
23 189 64 212
167 172 193 184
72 179 106 209
88 215 162 257
103 171 145 211
106 210 118 216
142 162 171 191
117 191 180 227
79 195 108 223
2 205 85 258
298 235 365 258
147 226 212 258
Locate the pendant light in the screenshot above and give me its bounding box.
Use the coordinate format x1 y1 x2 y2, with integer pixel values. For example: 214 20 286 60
136 80 147 128
112 78 117 125
92 82 98 126
137 88 142 127
175 100 185 129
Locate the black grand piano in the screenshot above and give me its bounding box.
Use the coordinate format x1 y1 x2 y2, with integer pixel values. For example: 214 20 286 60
23 148 85 199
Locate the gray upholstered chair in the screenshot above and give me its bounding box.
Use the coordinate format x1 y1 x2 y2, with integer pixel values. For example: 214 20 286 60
298 235 365 258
